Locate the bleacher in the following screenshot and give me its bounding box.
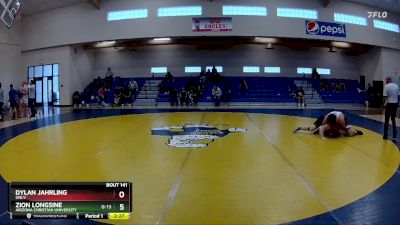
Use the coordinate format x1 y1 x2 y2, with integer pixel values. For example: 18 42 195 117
79 76 365 106
310 78 365 104
80 77 147 105
156 77 298 104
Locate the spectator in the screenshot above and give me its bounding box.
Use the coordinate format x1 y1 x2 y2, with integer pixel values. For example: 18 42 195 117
164 71 173 82
104 68 114 90
186 76 196 90
199 70 206 91
239 78 248 95
98 86 107 106
180 88 188 106
169 88 178 106
113 87 122 107
72 91 81 107
9 84 18 120
122 87 132 106
296 87 305 108
212 85 222 106
106 67 113 77
28 80 36 118
190 87 200 106
0 83 3 121
312 68 320 80
128 79 138 99
211 66 217 76
206 69 212 79
19 81 28 118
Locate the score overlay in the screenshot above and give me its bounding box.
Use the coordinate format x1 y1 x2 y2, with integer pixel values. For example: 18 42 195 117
9 182 132 220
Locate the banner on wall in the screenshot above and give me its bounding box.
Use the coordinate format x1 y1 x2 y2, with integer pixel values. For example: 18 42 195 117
192 17 232 32
305 20 346 38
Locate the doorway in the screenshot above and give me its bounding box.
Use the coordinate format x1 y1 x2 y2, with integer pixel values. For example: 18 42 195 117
28 64 60 106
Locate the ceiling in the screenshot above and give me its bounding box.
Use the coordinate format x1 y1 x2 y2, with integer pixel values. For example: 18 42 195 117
15 0 400 17
18 0 88 15
85 37 373 56
344 0 400 14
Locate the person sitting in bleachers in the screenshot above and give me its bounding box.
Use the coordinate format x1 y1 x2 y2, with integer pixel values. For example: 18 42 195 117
206 69 212 79
72 91 81 106
190 87 200 106
199 70 207 91
186 76 197 90
212 85 222 106
169 88 178 106
319 80 328 91
112 87 122 107
239 78 248 95
296 87 305 108
122 87 132 106
98 86 107 106
339 81 346 92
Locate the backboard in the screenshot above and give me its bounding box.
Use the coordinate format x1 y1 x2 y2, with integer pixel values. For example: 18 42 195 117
0 0 20 28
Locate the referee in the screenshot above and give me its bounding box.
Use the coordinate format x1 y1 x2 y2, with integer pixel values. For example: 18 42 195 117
383 76 400 140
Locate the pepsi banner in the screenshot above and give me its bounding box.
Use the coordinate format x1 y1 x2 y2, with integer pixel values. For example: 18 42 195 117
305 20 346 38
192 17 232 32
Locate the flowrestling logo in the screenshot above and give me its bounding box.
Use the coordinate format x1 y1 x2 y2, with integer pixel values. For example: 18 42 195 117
306 20 346 38
151 123 246 148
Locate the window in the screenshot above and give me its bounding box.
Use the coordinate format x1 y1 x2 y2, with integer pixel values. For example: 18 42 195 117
44 64 52 77
277 8 318 19
206 66 223 73
34 66 43 78
243 66 260 73
373 19 399 33
264 67 281 73
151 67 168 74
185 66 202 73
334 13 367 26
297 67 312 74
107 9 148 21
223 6 267 16
27 63 59 105
53 64 59 76
28 67 34 79
317 68 331 75
158 6 202 17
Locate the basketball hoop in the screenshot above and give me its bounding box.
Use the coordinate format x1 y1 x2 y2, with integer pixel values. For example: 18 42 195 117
1 0 21 28
14 10 21 19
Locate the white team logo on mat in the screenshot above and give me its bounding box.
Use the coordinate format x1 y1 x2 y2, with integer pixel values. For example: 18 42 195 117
151 123 246 148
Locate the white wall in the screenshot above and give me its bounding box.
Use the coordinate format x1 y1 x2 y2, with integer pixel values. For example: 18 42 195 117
0 22 23 102
19 0 400 51
359 47 383 86
69 46 95 95
360 47 400 86
91 44 359 79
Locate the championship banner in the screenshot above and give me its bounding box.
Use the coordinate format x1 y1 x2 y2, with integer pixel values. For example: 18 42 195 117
192 17 232 32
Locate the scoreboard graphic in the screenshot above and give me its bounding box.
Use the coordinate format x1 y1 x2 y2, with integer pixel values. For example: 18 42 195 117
8 182 132 220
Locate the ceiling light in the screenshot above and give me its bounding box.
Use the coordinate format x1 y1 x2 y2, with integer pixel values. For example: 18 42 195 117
331 41 351 48
93 41 116 48
254 37 278 43
153 38 171 41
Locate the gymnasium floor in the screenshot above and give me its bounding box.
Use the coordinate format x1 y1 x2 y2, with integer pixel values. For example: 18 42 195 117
0 108 399 225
